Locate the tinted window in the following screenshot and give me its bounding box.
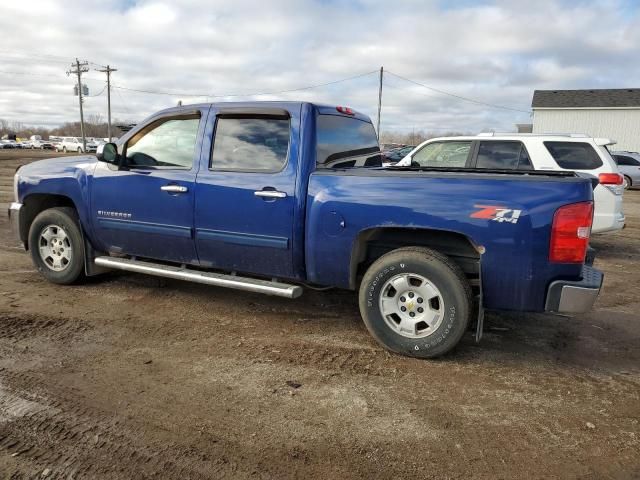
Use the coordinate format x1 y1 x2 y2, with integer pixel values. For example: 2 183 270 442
211 117 290 171
316 114 380 167
614 155 640 166
544 141 603 170
477 141 531 170
126 116 200 168
412 141 471 167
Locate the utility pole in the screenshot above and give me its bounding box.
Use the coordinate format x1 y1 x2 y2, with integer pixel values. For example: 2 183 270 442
67 59 89 151
96 64 117 141
376 66 383 141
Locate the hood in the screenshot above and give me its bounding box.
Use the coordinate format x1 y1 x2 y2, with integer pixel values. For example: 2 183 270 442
17 155 98 178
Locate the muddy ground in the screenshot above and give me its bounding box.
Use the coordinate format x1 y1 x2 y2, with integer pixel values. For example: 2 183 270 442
0 149 638 479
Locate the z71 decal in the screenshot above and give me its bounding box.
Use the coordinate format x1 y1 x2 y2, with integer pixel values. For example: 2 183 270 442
471 205 522 224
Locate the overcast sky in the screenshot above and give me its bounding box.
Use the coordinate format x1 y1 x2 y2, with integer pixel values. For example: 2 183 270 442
0 0 639 134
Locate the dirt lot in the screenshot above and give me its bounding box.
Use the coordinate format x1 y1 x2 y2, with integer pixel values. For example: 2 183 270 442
0 149 638 479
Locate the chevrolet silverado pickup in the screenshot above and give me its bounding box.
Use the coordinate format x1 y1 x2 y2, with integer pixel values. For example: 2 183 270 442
9 101 603 358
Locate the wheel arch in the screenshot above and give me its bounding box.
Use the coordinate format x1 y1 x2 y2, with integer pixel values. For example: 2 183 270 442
20 194 79 250
349 227 481 290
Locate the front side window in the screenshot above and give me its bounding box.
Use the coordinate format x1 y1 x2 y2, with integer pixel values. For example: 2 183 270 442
614 155 640 166
544 141 603 170
210 116 290 171
476 141 531 170
125 116 200 168
412 141 472 168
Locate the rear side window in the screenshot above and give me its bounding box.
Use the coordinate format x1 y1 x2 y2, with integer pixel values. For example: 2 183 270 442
614 155 640 166
544 141 603 170
211 116 290 172
412 141 472 168
316 114 381 168
476 141 531 170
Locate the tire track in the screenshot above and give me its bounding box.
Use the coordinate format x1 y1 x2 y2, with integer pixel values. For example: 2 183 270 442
0 312 92 344
0 369 205 479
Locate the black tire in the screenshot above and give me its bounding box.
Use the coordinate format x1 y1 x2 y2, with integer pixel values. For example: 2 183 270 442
28 207 85 285
62 146 67 153
359 247 473 358
77 147 82 153
623 175 631 190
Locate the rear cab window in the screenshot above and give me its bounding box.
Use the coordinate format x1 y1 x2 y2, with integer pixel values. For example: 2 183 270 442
316 114 381 168
544 141 603 170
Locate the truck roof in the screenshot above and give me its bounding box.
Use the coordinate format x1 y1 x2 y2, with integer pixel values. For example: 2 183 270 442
152 101 372 123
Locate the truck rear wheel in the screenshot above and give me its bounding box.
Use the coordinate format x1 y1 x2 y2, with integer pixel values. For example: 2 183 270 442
28 207 85 285
359 247 472 358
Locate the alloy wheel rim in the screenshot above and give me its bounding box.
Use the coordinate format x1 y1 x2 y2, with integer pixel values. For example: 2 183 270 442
38 224 72 272
378 273 445 339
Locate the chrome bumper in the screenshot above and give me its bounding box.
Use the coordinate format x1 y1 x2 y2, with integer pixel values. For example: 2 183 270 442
8 202 24 247
545 266 603 314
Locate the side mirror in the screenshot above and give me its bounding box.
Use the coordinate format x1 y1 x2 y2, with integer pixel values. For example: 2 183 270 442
97 142 119 164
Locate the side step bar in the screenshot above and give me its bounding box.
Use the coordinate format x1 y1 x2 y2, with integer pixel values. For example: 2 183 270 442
94 256 303 299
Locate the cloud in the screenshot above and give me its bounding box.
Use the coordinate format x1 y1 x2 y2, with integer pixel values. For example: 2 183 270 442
0 0 638 134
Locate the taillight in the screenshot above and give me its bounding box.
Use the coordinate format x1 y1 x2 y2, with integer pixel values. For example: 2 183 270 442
598 172 624 195
336 106 354 115
549 202 593 263
598 173 623 185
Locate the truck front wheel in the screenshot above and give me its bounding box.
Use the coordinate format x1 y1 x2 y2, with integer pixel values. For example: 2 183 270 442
28 207 85 285
359 247 472 358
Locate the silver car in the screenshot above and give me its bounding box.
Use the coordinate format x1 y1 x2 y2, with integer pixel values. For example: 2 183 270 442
611 151 640 190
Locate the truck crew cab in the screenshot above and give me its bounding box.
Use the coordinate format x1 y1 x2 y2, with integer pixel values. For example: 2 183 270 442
10 102 603 358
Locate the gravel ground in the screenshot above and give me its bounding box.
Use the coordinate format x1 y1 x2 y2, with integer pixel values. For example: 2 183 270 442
0 149 638 479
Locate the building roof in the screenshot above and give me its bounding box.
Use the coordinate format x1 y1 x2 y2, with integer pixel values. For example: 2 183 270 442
532 89 640 109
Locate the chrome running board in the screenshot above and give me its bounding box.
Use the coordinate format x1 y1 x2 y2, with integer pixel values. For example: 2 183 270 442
94 256 303 299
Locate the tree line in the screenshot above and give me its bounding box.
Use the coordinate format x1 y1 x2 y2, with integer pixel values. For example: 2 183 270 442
0 114 131 140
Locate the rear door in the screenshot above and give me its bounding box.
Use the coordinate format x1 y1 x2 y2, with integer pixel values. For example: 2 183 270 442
471 140 532 170
194 106 300 278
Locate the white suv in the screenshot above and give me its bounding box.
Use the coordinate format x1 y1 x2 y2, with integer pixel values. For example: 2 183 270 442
396 133 625 234
57 137 85 153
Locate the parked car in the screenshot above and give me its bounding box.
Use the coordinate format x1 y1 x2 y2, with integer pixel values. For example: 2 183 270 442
56 137 87 153
9 102 603 359
1 140 17 149
396 133 625 234
383 145 415 165
611 151 640 190
33 140 55 150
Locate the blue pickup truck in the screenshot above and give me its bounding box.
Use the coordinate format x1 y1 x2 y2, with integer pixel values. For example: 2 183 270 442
9 101 603 358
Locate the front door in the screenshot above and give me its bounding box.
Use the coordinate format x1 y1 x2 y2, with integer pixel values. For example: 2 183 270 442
194 106 300 278
91 111 205 264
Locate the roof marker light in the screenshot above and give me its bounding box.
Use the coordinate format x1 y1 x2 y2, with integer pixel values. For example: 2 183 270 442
336 106 355 115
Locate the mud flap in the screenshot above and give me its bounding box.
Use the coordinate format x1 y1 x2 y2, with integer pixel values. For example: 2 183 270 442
475 261 484 343
81 228 109 276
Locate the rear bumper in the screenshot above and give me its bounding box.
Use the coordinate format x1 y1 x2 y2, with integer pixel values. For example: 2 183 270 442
545 265 603 314
8 202 24 247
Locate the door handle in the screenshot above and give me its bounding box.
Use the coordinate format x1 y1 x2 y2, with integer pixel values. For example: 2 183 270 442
161 185 188 193
254 190 286 199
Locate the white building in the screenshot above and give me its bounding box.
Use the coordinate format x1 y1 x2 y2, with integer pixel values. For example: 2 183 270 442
532 89 640 153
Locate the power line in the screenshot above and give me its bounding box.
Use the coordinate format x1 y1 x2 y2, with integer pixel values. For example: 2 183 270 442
0 70 66 78
385 70 531 114
111 70 379 98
